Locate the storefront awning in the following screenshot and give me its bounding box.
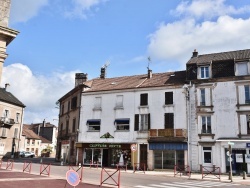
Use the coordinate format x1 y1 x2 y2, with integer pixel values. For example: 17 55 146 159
149 143 187 150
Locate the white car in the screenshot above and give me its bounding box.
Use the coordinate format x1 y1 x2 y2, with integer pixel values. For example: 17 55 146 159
23 151 35 158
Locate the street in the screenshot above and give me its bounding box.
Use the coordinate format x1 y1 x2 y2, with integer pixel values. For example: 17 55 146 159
4 157 250 188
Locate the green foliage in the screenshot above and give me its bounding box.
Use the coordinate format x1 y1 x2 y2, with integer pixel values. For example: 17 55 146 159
41 145 53 153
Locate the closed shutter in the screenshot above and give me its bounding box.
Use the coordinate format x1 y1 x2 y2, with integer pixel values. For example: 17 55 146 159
140 94 148 106
164 113 174 129
134 114 139 131
148 113 151 129
165 92 173 105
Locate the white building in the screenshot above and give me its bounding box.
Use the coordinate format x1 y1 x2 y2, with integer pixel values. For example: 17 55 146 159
76 68 188 170
186 49 250 174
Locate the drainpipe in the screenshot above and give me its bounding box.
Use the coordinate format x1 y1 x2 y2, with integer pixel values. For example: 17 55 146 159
17 107 24 153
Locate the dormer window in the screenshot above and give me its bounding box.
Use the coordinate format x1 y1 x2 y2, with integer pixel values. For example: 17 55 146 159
200 66 210 79
235 61 249 76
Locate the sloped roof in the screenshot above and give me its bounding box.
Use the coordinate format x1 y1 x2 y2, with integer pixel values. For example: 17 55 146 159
0 88 25 107
39 136 52 144
83 71 186 93
22 125 40 139
187 49 250 65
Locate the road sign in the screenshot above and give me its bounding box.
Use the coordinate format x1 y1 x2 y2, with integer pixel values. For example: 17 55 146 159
66 170 80 187
226 151 230 156
131 144 137 152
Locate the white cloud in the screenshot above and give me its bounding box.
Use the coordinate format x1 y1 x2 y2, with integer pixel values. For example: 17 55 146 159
172 0 250 20
147 0 250 66
2 63 79 124
9 0 48 23
64 0 108 19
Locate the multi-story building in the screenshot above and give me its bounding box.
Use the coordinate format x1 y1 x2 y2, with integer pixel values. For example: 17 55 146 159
73 68 188 170
186 49 250 174
56 73 88 164
0 85 25 158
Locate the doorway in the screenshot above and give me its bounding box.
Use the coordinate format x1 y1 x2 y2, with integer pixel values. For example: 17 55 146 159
102 149 109 167
140 144 147 169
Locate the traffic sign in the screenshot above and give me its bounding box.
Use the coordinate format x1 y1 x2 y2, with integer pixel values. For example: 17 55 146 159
66 170 80 187
131 144 137 152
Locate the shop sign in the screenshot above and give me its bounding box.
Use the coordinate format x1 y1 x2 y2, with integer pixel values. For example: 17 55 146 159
61 140 69 145
245 154 250 163
235 154 243 163
246 143 250 148
88 143 122 149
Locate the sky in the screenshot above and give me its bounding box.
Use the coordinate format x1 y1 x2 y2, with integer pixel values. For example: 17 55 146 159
2 0 250 124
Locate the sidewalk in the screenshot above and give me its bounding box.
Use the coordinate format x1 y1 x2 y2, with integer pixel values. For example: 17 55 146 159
0 168 107 188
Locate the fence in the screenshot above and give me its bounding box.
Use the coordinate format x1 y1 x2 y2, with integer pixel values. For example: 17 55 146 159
174 165 191 178
201 166 221 180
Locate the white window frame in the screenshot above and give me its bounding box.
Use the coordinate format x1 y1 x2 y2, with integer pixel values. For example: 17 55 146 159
235 61 249 76
140 114 148 131
1 128 7 137
203 146 212 164
0 142 5 155
199 66 210 79
200 88 206 106
94 97 102 110
4 109 9 118
201 116 211 134
115 95 123 108
16 113 20 123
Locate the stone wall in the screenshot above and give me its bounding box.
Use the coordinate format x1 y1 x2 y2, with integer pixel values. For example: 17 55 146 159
0 0 11 27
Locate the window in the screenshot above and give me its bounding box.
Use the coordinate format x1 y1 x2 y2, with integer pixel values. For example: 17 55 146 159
71 96 77 110
16 113 20 123
87 119 101 131
1 128 7 137
247 115 250 134
67 101 70 112
115 95 123 108
27 139 30 145
72 118 76 132
61 104 64 115
245 85 250 104
66 120 69 134
140 93 148 106
200 88 206 106
14 128 18 138
114 119 129 131
4 110 9 117
70 141 74 155
32 139 35 145
165 92 173 105
201 116 211 134
94 97 102 109
236 62 249 76
200 66 210 79
0 142 5 155
203 147 212 164
134 114 150 131
164 113 174 129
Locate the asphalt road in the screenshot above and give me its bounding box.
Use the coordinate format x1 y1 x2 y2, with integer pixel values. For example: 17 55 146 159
3 157 250 188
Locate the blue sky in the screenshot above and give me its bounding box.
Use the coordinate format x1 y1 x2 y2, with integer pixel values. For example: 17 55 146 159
2 0 250 124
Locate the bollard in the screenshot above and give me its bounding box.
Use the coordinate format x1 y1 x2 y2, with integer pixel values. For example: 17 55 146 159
243 171 246 180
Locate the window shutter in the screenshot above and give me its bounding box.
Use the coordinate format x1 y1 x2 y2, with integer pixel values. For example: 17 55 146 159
134 114 139 131
165 113 174 129
165 92 173 105
140 94 148 106
148 113 151 129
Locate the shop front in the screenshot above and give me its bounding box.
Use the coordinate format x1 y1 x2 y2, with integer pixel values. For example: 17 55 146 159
149 142 187 169
82 143 132 168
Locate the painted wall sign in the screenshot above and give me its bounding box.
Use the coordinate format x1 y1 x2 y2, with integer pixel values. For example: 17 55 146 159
246 143 250 148
82 143 131 149
235 154 243 163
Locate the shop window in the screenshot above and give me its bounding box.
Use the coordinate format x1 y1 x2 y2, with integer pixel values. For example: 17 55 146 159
140 93 148 106
164 113 174 129
245 85 250 104
86 119 101 131
114 119 129 131
165 92 173 105
203 147 212 164
201 116 211 134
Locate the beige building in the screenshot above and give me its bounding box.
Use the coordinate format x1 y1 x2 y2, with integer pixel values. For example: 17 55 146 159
0 85 25 158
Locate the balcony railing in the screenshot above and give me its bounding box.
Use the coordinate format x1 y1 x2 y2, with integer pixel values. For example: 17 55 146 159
0 117 15 128
149 129 187 138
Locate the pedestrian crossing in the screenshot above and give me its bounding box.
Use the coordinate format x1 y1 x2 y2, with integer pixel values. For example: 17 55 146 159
134 181 240 188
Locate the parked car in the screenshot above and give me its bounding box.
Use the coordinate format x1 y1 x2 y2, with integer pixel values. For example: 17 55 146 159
20 151 35 158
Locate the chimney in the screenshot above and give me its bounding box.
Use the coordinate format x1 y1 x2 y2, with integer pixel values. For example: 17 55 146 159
5 83 10 91
192 49 198 58
75 73 88 87
100 67 106 79
148 69 152 79
43 119 46 127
